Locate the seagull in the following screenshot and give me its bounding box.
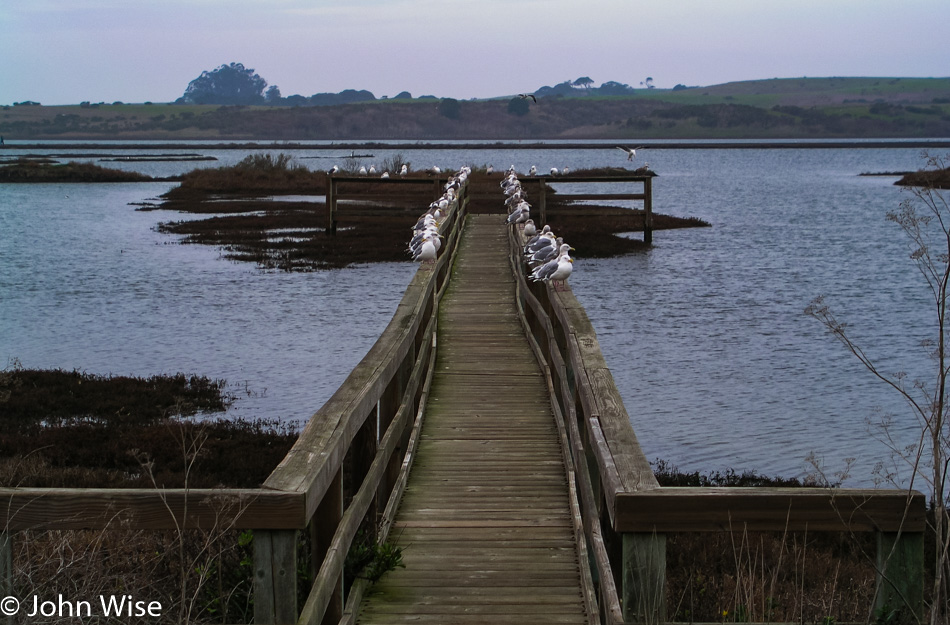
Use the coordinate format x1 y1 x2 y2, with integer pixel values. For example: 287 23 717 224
412 212 437 232
547 255 574 291
328 165 340 174
410 228 442 256
550 167 559 176
525 224 552 250
413 234 438 264
505 203 530 226
529 237 564 264
381 171 390 178
359 166 367 176
523 219 537 237
369 165 377 175
616 145 646 161
486 165 494 174
518 93 537 103
526 233 557 257
531 243 573 281
399 164 409 177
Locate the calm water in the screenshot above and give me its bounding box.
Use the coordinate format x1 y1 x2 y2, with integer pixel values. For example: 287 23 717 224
1 142 946 485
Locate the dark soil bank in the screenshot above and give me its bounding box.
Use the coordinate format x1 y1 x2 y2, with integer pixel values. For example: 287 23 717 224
153 162 709 270
0 367 297 488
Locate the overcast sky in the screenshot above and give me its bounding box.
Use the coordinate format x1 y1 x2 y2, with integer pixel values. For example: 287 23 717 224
2 0 948 105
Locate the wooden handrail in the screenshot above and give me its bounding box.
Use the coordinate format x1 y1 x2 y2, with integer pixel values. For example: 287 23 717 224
0 174 471 625
0 487 304 530
505 223 926 624
514 176 652 238
262 179 469 625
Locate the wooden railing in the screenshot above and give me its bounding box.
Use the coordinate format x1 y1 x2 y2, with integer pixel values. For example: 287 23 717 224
516 175 653 243
255 182 468 625
505 226 927 624
325 175 449 234
0 182 469 625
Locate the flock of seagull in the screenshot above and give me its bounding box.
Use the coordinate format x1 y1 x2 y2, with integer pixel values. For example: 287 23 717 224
405 163 574 290
408 166 472 263
500 166 574 290
328 163 411 178
398 144 648 285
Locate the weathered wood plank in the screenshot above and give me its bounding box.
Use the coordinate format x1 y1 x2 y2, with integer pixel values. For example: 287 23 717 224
615 487 927 532
0 487 304 530
357 214 589 625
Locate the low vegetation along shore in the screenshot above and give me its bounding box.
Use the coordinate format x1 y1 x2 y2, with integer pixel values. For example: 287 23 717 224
0 363 296 489
146 154 708 270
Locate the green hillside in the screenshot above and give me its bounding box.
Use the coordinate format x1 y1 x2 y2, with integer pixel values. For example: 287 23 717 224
3 77 949 140
635 76 950 107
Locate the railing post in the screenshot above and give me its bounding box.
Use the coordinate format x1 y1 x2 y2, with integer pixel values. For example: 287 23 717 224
875 530 924 621
539 178 547 225
326 176 337 235
253 529 299 625
351 410 380 541
621 532 666 625
642 177 653 245
312 469 344 625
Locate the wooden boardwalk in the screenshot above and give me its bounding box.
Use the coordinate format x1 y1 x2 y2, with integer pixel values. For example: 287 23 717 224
356 214 590 624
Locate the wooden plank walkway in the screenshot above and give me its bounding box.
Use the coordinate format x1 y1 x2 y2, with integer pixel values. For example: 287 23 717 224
356 214 590 624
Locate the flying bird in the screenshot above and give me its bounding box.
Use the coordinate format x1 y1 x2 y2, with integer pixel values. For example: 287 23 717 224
616 145 646 161
518 93 537 103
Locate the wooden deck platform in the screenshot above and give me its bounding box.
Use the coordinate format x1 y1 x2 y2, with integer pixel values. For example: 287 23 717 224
356 214 590 624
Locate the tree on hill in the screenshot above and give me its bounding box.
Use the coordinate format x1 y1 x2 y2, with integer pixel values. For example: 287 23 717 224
598 81 636 96
309 89 376 106
507 97 530 116
438 98 461 119
534 81 579 98
178 62 268 105
573 76 594 91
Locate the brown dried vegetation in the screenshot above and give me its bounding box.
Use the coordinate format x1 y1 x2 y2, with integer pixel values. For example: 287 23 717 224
896 165 950 189
653 461 879 621
0 365 296 488
154 160 708 270
0 157 157 182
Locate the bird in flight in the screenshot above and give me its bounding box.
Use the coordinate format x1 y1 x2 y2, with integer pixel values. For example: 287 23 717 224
616 145 646 161
518 93 537 103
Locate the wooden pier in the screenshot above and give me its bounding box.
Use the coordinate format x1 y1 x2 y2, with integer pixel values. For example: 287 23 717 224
355 215 592 624
0 175 928 624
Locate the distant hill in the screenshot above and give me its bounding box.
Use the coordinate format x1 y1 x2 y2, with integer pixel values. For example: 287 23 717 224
637 76 950 107
3 77 949 140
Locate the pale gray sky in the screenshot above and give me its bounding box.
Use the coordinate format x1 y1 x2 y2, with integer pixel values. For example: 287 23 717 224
2 0 948 105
